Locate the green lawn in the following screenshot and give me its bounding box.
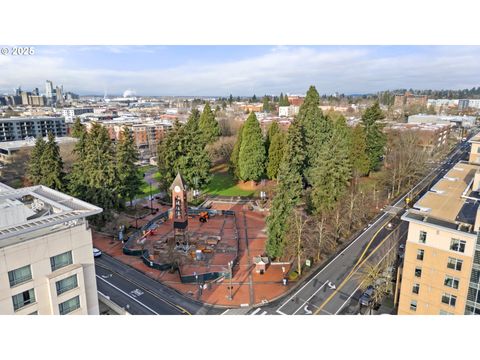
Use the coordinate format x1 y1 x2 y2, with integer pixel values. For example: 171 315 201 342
135 166 161 199
203 172 255 197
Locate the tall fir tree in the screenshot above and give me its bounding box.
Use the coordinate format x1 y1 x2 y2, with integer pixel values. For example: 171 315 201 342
265 121 280 155
230 124 243 179
266 130 286 180
68 128 89 197
157 119 184 189
156 112 211 190
71 118 85 138
238 112 266 182
350 124 370 178
309 117 352 214
116 126 142 206
266 118 304 258
199 102 220 145
361 101 386 173
299 86 333 185
83 123 120 224
39 132 65 191
27 136 47 185
177 109 211 189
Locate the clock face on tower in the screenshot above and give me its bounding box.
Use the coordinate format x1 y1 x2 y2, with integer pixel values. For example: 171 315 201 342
174 185 181 193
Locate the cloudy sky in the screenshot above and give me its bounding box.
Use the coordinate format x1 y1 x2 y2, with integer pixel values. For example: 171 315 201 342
0 45 479 96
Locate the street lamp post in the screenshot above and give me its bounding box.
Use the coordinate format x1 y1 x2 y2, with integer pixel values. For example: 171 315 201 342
149 181 153 214
228 261 233 301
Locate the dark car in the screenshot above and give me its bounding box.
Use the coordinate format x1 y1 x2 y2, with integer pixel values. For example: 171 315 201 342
359 286 374 307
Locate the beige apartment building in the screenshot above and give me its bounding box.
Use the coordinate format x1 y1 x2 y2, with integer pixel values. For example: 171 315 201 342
0 182 102 315
398 134 480 314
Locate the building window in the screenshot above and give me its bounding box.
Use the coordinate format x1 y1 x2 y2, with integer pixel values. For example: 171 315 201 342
56 275 78 295
12 289 36 311
59 296 80 315
417 249 425 261
415 267 422 278
447 257 463 271
419 231 427 244
50 251 73 272
441 293 457 307
410 300 417 311
8 265 32 287
444 275 459 289
450 239 466 253
439 310 453 315
29 311 38 315
412 283 420 294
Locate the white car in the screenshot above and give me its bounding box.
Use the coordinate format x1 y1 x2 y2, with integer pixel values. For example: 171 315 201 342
93 247 102 258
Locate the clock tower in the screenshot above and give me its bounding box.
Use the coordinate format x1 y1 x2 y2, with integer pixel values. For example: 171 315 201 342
169 172 188 245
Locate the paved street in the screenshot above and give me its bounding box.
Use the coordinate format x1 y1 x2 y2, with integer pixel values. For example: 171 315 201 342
95 254 223 315
246 138 472 316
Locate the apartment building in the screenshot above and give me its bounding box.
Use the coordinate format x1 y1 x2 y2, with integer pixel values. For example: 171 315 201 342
0 183 102 315
398 133 480 314
394 92 428 108
0 116 66 141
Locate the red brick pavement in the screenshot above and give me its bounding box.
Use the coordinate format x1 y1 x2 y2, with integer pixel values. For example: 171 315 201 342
93 202 293 307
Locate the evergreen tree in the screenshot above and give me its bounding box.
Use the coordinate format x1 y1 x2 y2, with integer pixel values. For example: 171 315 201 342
361 102 386 172
266 130 286 180
309 118 352 214
27 136 47 185
82 123 120 224
279 93 290 106
199 102 220 145
266 118 304 258
265 121 280 155
68 129 89 197
157 112 211 190
251 94 257 103
228 94 233 105
40 132 65 191
116 127 142 206
238 112 266 182
71 118 85 138
299 86 333 185
177 110 211 189
262 95 271 113
350 124 370 178
230 124 243 179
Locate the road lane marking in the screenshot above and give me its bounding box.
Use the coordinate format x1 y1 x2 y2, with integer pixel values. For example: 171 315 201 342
314 226 407 315
260 311 268 315
276 213 388 313
96 275 159 315
334 238 401 315
251 308 262 315
292 280 329 315
95 262 191 315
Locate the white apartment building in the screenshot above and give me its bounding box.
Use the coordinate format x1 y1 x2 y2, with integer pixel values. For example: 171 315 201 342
0 183 102 315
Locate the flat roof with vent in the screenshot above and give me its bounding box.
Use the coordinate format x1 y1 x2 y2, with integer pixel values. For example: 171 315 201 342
0 183 102 247
413 162 480 225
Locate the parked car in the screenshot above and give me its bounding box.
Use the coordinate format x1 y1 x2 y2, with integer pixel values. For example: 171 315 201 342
359 285 374 307
93 247 102 258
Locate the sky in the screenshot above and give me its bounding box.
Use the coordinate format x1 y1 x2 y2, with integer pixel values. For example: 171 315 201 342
0 45 479 96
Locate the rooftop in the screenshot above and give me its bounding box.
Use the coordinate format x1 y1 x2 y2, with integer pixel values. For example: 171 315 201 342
0 183 102 247
0 136 77 152
407 161 480 233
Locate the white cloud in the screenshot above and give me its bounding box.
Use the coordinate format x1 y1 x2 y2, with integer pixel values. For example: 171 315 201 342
0 46 479 95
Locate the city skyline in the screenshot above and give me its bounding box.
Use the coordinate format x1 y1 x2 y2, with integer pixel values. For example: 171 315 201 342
1 45 480 97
